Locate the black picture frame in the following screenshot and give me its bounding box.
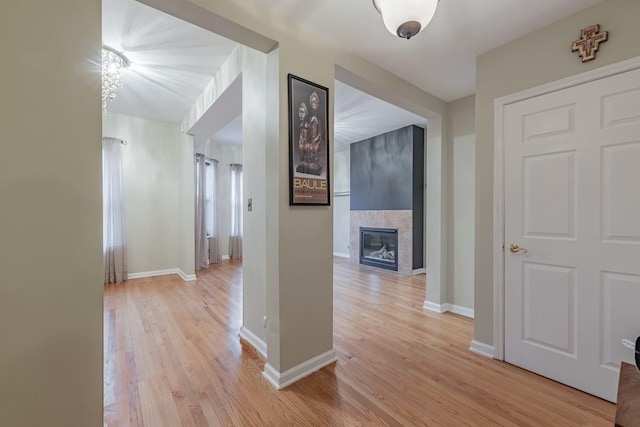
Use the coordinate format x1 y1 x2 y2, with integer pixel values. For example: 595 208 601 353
288 74 330 206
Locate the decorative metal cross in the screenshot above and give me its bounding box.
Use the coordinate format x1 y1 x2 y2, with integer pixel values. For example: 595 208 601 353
572 24 608 62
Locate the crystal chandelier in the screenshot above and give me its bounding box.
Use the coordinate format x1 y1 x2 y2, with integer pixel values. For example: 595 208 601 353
102 45 130 113
373 0 439 39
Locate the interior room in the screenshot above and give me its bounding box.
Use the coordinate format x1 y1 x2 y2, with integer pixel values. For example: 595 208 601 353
101 0 245 280
3 0 640 426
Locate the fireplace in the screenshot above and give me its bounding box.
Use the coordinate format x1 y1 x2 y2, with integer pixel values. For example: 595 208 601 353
359 227 398 271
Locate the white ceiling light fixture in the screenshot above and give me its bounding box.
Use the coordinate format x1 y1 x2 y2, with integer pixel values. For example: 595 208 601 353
102 45 130 113
373 0 439 40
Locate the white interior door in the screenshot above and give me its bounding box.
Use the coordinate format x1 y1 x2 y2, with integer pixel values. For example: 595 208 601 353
504 67 640 402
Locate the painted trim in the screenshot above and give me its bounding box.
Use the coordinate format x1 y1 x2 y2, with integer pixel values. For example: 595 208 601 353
412 268 426 275
423 300 448 313
239 326 267 359
178 269 197 282
493 56 640 362
128 269 179 280
128 268 196 282
221 255 230 261
469 340 495 359
448 304 474 319
262 349 337 390
493 96 506 362
423 301 474 318
333 252 350 258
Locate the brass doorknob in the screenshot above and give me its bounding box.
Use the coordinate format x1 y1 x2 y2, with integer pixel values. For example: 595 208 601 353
510 244 528 254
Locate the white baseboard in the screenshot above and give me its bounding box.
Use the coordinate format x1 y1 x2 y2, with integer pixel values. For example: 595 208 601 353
221 255 230 260
469 340 495 359
128 269 179 280
423 301 474 319
412 268 426 275
333 252 350 258
128 268 195 282
178 269 197 282
423 300 448 313
447 304 474 318
239 326 267 359
262 349 337 390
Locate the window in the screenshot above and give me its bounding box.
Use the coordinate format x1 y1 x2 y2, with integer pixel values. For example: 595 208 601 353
195 155 220 268
204 159 215 237
230 164 243 236
229 164 243 259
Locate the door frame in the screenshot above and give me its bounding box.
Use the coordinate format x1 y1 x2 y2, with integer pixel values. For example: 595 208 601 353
492 56 640 361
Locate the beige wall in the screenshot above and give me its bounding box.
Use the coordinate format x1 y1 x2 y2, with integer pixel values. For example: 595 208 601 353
475 0 640 345
103 114 182 275
272 39 336 371
0 0 103 425
448 95 476 311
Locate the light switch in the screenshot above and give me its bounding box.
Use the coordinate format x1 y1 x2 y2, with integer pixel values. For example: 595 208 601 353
247 198 252 211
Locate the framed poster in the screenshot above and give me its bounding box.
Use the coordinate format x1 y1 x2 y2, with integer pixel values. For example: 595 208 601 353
288 74 330 206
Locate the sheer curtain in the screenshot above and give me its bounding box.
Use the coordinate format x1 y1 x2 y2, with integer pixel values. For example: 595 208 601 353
207 159 221 264
103 137 128 284
194 154 208 270
229 164 243 259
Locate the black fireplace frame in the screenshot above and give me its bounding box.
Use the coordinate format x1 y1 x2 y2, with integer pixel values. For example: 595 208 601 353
359 227 398 271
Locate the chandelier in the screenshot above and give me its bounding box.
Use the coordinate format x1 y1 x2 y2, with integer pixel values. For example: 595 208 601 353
102 45 130 113
373 0 439 39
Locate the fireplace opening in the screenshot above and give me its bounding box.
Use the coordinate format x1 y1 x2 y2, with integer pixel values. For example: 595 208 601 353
359 227 398 271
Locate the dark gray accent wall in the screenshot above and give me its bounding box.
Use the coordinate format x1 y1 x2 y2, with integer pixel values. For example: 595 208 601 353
350 126 414 210
350 125 424 269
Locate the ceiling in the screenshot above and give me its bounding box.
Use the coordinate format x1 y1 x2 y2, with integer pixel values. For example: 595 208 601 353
194 81 428 150
103 0 605 144
102 0 237 123
260 0 605 102
334 81 426 152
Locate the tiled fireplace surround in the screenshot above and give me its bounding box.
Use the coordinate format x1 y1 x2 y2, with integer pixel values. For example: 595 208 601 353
350 210 413 275
348 124 424 275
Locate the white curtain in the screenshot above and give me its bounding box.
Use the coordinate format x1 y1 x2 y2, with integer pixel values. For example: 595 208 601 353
194 154 208 270
229 164 243 259
103 137 128 284
207 159 221 264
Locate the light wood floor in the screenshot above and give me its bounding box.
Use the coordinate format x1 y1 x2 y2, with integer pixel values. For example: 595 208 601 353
104 258 615 426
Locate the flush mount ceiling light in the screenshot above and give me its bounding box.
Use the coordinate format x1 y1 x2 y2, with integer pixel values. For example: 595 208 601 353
373 0 439 40
102 45 130 113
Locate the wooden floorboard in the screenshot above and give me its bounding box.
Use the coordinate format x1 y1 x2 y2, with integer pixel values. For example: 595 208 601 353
104 258 615 426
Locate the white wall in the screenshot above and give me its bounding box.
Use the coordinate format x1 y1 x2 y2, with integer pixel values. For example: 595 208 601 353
448 95 475 311
202 141 243 259
0 0 103 424
103 113 182 275
333 149 350 192
333 149 350 256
